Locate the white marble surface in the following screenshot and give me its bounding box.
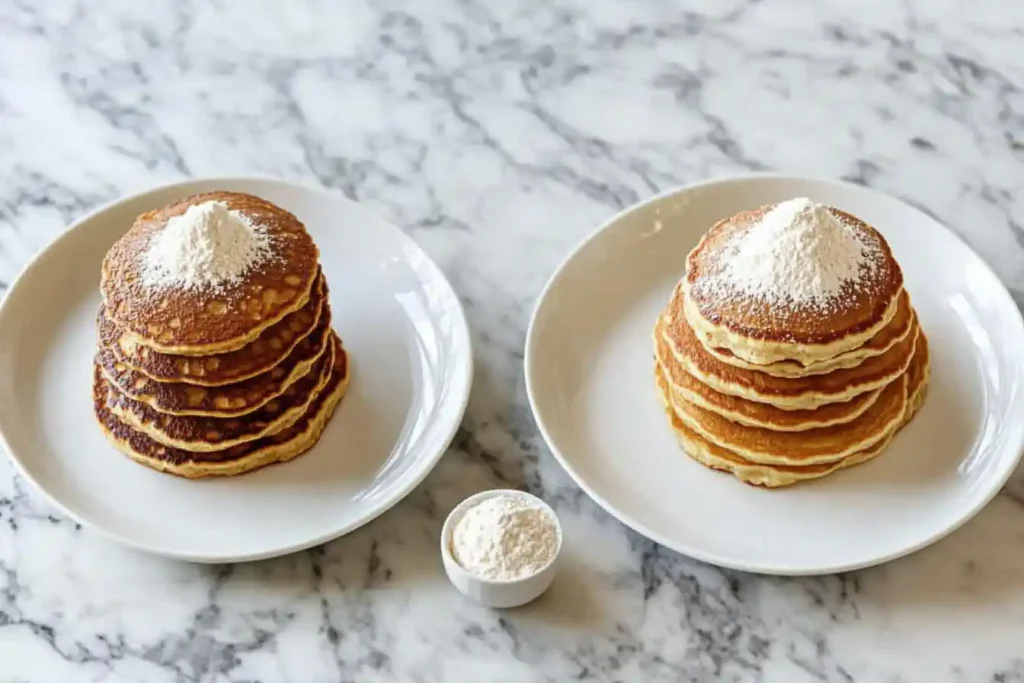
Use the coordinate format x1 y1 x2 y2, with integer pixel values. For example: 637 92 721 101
2 0 1024 681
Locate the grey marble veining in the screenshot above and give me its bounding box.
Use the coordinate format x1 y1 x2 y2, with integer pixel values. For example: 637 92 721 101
2 0 1024 681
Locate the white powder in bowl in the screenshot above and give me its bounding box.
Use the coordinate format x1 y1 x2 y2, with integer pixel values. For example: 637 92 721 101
451 494 559 581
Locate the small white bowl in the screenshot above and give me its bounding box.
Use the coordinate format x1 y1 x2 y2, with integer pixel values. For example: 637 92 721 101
440 489 563 608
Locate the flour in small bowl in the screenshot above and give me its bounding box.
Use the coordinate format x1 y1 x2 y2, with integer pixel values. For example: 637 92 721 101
451 493 559 581
141 200 274 292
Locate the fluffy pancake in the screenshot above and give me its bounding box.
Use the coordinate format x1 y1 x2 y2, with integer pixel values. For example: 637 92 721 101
703 289 915 378
661 305 919 410
104 336 337 451
666 370 908 467
95 345 350 478
900 331 930 425
98 305 332 417
101 191 320 356
683 204 903 365
655 334 929 487
658 374 897 487
101 273 327 386
654 317 882 431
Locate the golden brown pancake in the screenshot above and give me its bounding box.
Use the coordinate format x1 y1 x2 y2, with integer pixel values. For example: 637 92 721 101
658 371 897 487
655 334 929 487
899 331 930 426
98 305 332 417
100 273 327 386
661 308 919 409
654 320 882 431
704 288 915 378
667 371 908 467
101 191 321 355
683 204 904 364
95 345 350 478
104 336 337 451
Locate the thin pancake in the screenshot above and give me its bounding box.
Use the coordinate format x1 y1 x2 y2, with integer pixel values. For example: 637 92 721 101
666 370 907 467
659 372 897 487
654 316 882 431
899 331 930 427
95 346 350 478
662 302 919 410
101 272 327 386
703 288 914 378
104 336 337 451
655 334 929 487
682 204 904 365
98 305 332 417
101 191 321 355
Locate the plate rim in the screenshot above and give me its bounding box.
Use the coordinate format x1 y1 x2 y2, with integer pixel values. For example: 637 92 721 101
0 175 473 563
524 172 1024 576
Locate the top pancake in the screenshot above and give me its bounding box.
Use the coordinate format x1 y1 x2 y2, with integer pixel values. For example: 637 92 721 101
702 288 915 378
99 272 327 386
660 307 919 410
684 204 903 365
101 191 320 355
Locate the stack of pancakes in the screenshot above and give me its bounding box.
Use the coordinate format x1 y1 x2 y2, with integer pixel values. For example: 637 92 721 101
654 204 929 487
93 192 350 477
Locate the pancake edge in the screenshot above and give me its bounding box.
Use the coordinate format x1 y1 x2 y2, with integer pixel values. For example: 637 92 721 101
99 350 351 478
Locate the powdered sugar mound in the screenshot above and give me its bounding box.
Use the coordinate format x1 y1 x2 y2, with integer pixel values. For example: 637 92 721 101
141 201 274 292
697 198 880 309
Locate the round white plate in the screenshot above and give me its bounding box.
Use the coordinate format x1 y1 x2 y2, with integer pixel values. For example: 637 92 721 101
0 177 471 562
526 174 1024 575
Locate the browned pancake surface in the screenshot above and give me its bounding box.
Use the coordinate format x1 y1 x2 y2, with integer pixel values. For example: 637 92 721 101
101 191 320 354
100 273 327 386
903 331 929 413
104 336 336 449
99 305 332 416
708 288 913 372
656 366 896 486
655 329 929 487
685 205 903 344
664 307 919 401
669 373 907 465
94 344 349 467
655 317 881 430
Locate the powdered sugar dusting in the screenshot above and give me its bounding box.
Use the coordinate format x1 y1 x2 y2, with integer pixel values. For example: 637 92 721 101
140 201 275 292
693 198 882 312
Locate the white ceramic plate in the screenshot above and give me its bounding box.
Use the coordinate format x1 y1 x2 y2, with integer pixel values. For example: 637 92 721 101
526 174 1024 575
0 177 471 562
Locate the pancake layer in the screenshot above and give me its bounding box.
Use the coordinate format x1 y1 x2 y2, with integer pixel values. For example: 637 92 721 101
655 318 882 431
656 334 929 487
99 302 332 417
703 289 915 378
660 305 919 410
102 191 321 355
96 346 350 478
105 336 336 452
683 203 904 365
101 273 327 386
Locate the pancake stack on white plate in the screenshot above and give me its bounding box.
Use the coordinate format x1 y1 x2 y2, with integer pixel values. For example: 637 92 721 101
654 198 929 487
94 191 351 478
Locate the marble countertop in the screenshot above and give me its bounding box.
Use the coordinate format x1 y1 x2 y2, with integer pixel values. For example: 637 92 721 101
2 1 1024 681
